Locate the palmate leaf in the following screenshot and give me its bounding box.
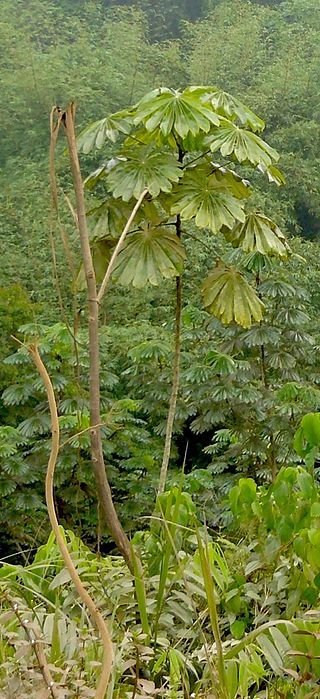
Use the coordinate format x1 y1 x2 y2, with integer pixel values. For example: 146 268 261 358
209 162 251 198
74 239 114 291
202 265 264 328
133 87 220 139
84 157 128 190
171 164 246 233
242 251 274 274
107 146 181 201
206 118 279 167
258 162 286 186
224 213 289 257
87 196 165 242
87 197 133 239
207 88 265 132
112 224 186 288
77 110 132 153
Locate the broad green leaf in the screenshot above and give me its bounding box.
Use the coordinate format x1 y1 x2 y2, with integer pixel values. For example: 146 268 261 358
206 118 279 167
225 660 238 699
74 239 114 292
258 162 286 186
224 213 289 257
133 86 220 139
128 339 171 362
112 224 186 287
87 196 165 241
171 164 246 233
202 265 264 328
77 110 132 153
204 87 265 132
294 413 320 458
242 251 274 273
87 198 133 239
231 619 246 639
209 162 252 198
107 146 181 200
300 412 320 446
257 633 283 674
205 350 235 374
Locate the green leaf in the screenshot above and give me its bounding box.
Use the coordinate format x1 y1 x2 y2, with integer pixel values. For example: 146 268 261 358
300 413 320 446
128 339 171 363
77 110 132 153
225 660 238 699
112 224 186 288
242 251 274 273
86 197 133 239
171 164 246 233
258 162 286 186
206 118 279 167
202 265 264 328
224 213 289 257
294 413 320 457
107 146 181 200
74 239 114 292
231 619 246 639
205 87 265 132
257 633 283 674
133 86 220 139
205 350 235 374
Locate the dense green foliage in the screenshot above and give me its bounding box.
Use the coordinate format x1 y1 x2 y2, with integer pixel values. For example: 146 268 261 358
1 0 320 547
2 1 320 696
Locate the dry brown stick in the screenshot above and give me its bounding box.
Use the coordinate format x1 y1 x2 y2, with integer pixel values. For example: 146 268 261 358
61 102 133 570
50 108 77 280
49 109 81 388
28 344 113 699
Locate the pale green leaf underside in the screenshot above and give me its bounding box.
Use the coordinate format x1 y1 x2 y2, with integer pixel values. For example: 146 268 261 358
77 111 132 153
206 119 279 167
202 266 264 328
208 89 265 132
258 162 286 186
171 165 247 232
224 213 289 257
112 225 186 288
107 147 181 200
133 87 220 139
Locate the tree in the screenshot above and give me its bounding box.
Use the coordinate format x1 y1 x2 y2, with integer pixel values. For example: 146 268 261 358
185 0 320 239
77 84 288 495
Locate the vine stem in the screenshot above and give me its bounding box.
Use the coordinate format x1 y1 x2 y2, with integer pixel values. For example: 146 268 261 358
28 344 113 699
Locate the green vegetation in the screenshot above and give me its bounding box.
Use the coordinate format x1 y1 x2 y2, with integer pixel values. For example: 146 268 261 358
1 0 320 696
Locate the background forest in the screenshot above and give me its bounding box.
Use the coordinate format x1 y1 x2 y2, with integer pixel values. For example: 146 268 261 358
2 1 320 697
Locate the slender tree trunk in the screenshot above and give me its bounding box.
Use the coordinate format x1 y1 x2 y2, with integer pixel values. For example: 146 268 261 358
158 214 182 496
62 103 133 570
